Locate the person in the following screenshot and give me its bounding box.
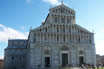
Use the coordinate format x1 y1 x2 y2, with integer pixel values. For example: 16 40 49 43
92 65 95 69
102 64 103 69
81 64 85 69
97 64 99 69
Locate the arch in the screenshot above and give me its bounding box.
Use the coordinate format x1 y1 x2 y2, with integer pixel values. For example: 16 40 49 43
63 34 65 42
54 15 57 23
45 27 47 32
67 16 69 23
68 10 70 14
56 9 57 12
58 8 60 11
57 25 59 32
57 34 59 42
61 15 65 23
71 11 73 14
63 25 65 32
63 8 65 13
53 10 55 12
66 9 67 13
61 7 63 13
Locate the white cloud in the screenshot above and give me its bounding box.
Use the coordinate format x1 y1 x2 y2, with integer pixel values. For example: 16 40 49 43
0 56 4 59
95 27 104 55
43 0 60 5
0 24 28 42
96 40 104 55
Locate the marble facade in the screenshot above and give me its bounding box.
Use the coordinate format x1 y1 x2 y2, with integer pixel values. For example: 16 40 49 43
4 3 96 69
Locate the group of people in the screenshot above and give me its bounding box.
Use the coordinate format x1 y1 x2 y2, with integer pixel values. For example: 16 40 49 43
61 63 104 69
81 63 104 69
81 64 95 69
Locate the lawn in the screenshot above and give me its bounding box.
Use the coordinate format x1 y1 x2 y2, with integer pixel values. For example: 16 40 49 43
55 67 104 69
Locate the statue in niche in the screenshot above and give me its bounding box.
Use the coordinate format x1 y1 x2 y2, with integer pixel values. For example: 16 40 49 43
44 49 51 55
79 50 83 55
61 46 69 50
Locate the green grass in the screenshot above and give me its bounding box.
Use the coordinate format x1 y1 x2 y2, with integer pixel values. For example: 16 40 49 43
95 67 104 69
55 67 104 69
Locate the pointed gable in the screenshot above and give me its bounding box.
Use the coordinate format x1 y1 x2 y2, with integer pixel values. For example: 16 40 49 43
49 4 75 15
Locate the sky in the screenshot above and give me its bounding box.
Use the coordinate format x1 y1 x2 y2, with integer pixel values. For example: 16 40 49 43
0 0 104 59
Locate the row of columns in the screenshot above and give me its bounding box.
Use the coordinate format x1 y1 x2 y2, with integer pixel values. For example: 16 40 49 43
51 7 74 15
51 14 74 24
35 33 92 44
40 24 87 34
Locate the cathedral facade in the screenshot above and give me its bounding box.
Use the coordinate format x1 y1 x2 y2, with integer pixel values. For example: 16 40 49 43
4 4 96 69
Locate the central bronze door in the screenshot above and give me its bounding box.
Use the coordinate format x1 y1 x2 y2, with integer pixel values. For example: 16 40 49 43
45 57 50 67
62 53 68 67
79 56 84 66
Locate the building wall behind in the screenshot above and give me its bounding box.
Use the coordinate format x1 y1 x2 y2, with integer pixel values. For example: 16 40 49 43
0 59 4 69
4 39 27 69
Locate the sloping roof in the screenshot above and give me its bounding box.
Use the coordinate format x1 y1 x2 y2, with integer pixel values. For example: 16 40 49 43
7 39 27 49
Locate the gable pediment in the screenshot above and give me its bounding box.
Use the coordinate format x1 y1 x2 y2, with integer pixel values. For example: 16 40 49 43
49 4 75 15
